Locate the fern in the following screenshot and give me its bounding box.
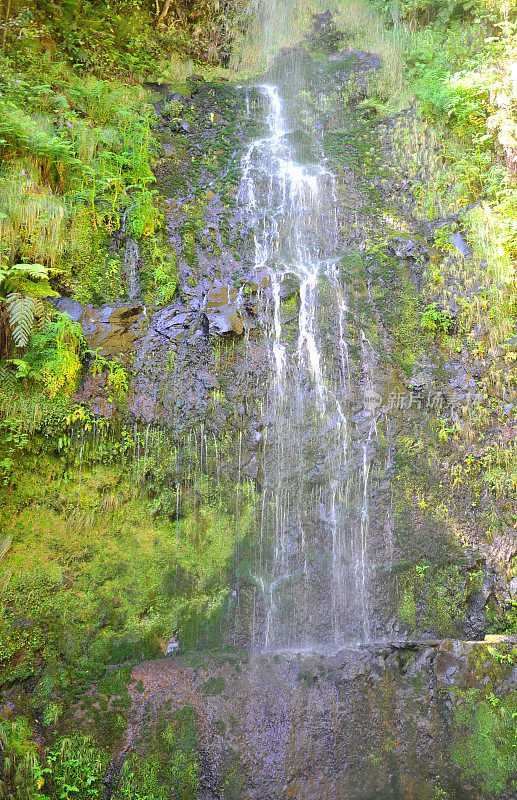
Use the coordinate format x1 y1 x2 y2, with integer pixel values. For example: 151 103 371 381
0 360 14 388
19 311 85 397
0 100 80 168
1 263 58 349
9 263 48 280
0 262 57 294
5 294 37 347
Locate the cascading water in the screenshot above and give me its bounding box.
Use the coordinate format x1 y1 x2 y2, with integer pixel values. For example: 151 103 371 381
242 85 381 653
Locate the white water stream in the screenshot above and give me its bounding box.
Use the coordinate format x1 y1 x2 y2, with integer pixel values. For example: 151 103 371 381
242 86 379 652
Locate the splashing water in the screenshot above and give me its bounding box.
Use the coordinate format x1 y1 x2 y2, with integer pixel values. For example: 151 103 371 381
242 85 381 653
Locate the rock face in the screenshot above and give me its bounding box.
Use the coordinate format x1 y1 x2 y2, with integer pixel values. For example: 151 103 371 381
53 297 148 355
50 43 517 648
124 640 516 800
56 281 264 438
46 43 516 800
124 238 141 301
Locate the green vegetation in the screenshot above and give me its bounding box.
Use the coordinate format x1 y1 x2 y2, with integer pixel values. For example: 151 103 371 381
0 709 202 800
0 420 255 680
0 263 59 348
397 562 479 635
0 722 107 800
451 684 517 795
1 0 517 797
113 710 200 800
0 0 256 765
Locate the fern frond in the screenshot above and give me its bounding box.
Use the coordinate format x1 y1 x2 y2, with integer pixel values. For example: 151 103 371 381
33 298 45 318
0 101 80 167
11 263 48 280
5 277 57 298
18 279 59 299
0 361 14 388
5 294 36 347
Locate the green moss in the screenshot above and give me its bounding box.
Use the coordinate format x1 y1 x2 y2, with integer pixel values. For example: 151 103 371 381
0 416 256 690
202 675 225 696
178 182 233 274
398 586 417 628
451 686 517 795
114 708 200 800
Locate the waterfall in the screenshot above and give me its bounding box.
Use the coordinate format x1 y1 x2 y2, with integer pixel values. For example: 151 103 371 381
242 85 381 653
124 237 141 301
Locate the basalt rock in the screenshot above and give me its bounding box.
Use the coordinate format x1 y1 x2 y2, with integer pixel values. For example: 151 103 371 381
52 297 147 355
118 640 516 800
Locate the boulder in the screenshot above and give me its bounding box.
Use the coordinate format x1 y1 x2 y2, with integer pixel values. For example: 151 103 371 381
52 298 147 355
206 307 244 335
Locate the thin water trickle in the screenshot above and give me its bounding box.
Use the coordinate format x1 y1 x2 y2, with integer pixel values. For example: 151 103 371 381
243 85 382 652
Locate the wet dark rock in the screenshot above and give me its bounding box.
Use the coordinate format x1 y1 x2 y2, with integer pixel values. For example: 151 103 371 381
196 370 219 389
368 656 385 682
434 647 461 681
467 590 487 614
407 354 434 392
51 296 84 322
247 270 270 294
152 307 193 338
285 130 318 163
124 238 141 301
205 308 244 335
204 284 239 308
449 230 472 258
278 273 300 300
120 641 515 800
75 373 115 418
53 298 147 355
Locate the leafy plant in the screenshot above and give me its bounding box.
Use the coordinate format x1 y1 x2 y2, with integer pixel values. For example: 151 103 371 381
0 100 80 174
15 312 85 397
162 98 184 119
420 302 451 335
47 735 106 800
0 419 28 484
89 351 129 407
113 711 200 800
0 263 58 348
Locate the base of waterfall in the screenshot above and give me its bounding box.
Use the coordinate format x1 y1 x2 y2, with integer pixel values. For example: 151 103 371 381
113 640 516 800
262 634 517 657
